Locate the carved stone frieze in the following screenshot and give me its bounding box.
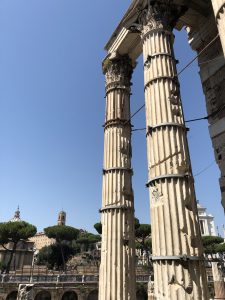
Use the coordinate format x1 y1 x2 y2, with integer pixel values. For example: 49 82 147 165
151 184 163 204
102 55 133 87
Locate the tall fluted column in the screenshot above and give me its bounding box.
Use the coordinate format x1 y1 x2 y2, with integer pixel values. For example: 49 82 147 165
99 55 136 300
138 2 209 299
212 0 225 57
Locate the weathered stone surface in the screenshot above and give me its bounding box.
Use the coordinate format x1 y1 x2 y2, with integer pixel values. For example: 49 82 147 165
17 284 34 300
101 1 225 299
99 55 136 300
211 261 225 300
139 2 209 299
212 0 225 57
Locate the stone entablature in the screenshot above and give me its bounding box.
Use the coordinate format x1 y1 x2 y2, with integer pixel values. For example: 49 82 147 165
104 1 213 64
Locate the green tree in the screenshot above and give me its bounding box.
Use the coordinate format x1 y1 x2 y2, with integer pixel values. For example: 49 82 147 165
77 233 101 252
134 218 140 230
36 244 75 269
215 243 225 253
94 223 102 235
0 221 37 273
202 236 225 254
135 224 151 251
44 225 79 271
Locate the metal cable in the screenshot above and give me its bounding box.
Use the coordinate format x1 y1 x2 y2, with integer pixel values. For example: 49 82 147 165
127 34 220 123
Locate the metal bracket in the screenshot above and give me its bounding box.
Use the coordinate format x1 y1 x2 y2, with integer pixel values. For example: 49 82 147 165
151 255 203 261
144 76 178 89
146 123 187 135
104 119 131 129
105 86 129 96
144 52 175 65
146 173 189 187
99 205 133 213
103 168 133 175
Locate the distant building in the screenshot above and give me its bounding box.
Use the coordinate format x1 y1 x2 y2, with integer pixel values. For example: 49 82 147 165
30 210 66 251
29 232 55 251
57 210 66 226
197 202 217 236
10 206 21 222
0 207 34 270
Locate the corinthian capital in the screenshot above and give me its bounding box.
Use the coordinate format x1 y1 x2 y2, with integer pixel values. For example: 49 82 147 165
136 0 187 35
102 54 133 86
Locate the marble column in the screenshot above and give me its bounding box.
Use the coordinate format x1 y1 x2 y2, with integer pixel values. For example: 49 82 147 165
212 0 225 57
99 55 136 300
138 1 209 299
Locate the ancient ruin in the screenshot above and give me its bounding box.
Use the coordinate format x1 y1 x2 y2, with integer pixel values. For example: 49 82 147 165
100 0 225 299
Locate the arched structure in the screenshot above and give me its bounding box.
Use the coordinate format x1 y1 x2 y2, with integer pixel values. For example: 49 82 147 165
87 290 98 300
6 291 17 300
35 291 51 300
61 291 78 300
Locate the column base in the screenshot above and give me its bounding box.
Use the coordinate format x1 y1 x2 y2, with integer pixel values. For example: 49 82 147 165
214 280 225 300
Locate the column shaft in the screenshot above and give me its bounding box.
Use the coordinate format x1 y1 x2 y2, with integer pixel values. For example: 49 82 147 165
212 261 225 299
99 55 136 300
212 0 225 57
138 2 209 299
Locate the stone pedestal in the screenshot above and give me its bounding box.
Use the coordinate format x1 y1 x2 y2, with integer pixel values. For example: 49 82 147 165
138 2 209 299
99 55 136 300
212 0 225 57
212 261 225 300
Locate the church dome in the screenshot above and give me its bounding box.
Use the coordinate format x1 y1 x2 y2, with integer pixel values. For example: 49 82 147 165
10 206 22 222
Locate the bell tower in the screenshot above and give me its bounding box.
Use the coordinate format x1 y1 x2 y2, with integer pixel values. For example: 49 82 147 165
57 210 66 226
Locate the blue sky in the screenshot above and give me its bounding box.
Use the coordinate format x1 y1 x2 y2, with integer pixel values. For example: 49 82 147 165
0 0 223 234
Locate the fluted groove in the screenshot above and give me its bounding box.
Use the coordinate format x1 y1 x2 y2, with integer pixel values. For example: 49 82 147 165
212 260 225 299
212 0 225 56
139 2 209 299
99 55 136 300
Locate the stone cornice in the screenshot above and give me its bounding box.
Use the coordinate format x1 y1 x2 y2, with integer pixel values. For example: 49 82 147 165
104 0 212 61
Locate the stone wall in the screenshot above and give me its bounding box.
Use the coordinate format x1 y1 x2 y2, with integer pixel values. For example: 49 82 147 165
188 5 225 211
0 282 148 300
